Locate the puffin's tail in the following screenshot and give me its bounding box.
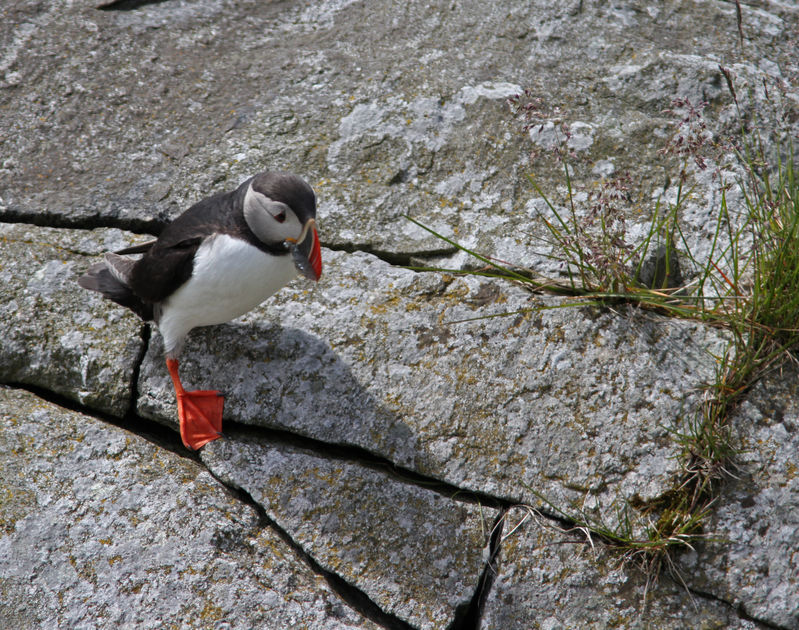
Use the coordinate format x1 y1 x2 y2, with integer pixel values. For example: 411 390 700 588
78 253 153 320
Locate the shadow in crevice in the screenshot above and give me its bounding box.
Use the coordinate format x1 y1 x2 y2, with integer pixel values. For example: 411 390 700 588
332 240 458 266
97 0 173 10
0 202 168 235
449 508 506 630
5 380 198 466
218 419 507 510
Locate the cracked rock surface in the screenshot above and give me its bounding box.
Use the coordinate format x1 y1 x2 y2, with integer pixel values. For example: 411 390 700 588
0 387 378 630
2 0 798 628
203 437 496 629
481 507 757 630
0 223 148 416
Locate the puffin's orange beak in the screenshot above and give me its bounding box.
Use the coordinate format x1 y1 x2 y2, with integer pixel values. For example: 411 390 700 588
288 218 322 281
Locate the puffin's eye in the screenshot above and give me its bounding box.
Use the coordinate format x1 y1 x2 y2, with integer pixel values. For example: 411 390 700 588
274 211 286 223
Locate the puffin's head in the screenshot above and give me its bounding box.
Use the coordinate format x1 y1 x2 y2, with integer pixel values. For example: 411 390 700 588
243 171 322 281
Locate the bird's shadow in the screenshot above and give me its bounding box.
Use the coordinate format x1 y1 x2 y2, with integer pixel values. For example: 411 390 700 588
137 321 426 471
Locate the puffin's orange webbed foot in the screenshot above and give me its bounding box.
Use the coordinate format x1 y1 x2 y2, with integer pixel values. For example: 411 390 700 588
176 390 224 451
167 358 224 451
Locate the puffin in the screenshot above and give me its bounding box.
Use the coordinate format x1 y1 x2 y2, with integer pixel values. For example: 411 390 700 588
79 171 322 450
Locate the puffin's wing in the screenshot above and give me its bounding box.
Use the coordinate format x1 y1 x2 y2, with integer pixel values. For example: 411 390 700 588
126 188 240 305
126 235 205 304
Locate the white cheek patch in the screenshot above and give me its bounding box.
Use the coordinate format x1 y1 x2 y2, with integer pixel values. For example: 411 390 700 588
243 185 303 244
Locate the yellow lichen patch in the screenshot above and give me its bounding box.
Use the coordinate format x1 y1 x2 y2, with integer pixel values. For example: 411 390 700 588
0 485 37 535
199 601 225 622
311 465 345 486
369 295 402 314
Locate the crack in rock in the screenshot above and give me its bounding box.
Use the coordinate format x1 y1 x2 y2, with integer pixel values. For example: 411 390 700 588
681 585 790 630
220 421 507 511
447 509 505 630
332 241 459 266
1 381 410 628
97 0 173 10
0 207 168 236
209 475 416 630
200 436 498 628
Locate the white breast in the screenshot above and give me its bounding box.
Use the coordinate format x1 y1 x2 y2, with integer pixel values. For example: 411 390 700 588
157 234 297 355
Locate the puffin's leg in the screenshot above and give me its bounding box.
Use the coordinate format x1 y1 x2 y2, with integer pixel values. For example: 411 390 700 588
166 358 223 450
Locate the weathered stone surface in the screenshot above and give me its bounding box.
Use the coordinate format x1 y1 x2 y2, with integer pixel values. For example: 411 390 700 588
139 248 728 519
0 386 377 630
481 507 755 630
0 223 147 416
676 369 799 629
202 436 495 630
2 0 798 627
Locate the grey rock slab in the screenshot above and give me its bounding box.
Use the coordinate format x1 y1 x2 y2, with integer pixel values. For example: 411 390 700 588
676 369 799 629
138 249 728 521
480 506 755 630
202 436 496 630
0 223 148 416
2 1 797 271
0 386 378 630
